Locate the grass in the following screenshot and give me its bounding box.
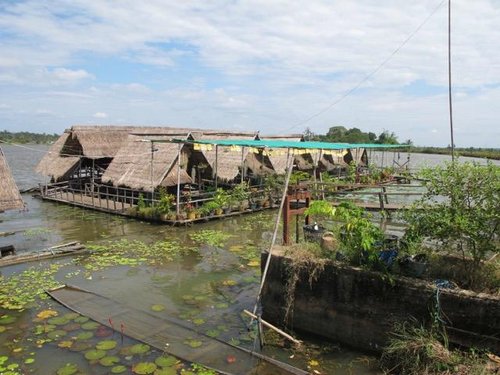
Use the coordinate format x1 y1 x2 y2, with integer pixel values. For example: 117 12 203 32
380 320 496 374
282 242 326 323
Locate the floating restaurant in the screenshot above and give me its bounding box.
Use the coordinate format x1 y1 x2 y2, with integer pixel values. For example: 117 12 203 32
35 125 403 223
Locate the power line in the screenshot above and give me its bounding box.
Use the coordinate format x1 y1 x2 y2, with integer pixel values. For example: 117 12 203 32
287 0 447 132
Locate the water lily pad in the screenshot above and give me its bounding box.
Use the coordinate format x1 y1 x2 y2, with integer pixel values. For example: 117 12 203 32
96 339 117 350
0 356 8 365
154 355 177 367
247 260 260 267
0 326 6 333
184 339 203 348
62 323 80 332
24 358 35 364
74 316 89 324
151 304 165 312
81 321 100 330
63 313 80 320
215 302 229 309
58 340 73 348
47 329 67 339
84 349 106 360
132 362 157 374
154 368 177 375
205 329 220 338
36 309 58 319
111 365 127 374
0 315 16 325
99 355 120 366
56 363 78 375
48 316 70 326
192 318 205 326
222 279 237 286
76 331 93 340
130 343 150 354
69 342 91 352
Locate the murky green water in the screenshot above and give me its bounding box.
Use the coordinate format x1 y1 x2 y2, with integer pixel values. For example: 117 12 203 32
1 144 384 375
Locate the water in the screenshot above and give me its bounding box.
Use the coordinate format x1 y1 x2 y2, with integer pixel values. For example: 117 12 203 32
370 150 500 170
3 145 493 374
1 143 383 375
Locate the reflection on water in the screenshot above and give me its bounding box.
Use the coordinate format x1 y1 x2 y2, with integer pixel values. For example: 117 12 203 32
4 144 491 374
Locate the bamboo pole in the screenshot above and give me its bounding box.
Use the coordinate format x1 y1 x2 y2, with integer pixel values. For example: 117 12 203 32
243 310 302 345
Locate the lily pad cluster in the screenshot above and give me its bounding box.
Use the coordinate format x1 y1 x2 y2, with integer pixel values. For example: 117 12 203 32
0 263 67 310
82 238 196 274
189 230 234 248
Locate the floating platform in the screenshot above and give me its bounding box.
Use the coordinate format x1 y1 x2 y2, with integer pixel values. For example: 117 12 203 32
0 242 86 267
47 284 308 375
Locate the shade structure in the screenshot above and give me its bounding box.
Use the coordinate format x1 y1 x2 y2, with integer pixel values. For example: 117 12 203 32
0 145 24 211
172 138 406 151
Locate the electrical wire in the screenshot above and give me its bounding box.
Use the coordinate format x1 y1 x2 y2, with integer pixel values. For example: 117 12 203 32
286 0 447 132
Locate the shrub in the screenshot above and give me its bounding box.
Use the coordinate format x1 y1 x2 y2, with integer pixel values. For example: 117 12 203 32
403 161 499 288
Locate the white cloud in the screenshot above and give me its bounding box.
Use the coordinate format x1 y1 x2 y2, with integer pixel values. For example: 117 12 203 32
0 1 499 146
51 68 93 81
93 112 108 119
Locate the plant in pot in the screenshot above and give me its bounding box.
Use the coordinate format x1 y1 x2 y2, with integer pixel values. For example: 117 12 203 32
157 191 176 221
213 188 231 214
231 182 250 211
199 201 219 217
184 203 197 220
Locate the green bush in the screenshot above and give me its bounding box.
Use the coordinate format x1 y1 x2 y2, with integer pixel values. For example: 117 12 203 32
403 161 499 288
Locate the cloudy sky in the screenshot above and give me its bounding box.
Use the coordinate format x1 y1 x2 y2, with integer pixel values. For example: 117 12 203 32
1 0 499 147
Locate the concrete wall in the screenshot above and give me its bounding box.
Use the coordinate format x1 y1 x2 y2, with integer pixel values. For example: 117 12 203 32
261 253 500 354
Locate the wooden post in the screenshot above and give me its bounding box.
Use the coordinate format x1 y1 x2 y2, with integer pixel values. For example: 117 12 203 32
106 186 109 210
176 143 182 216
214 144 219 189
283 195 290 245
382 186 389 204
378 192 385 210
241 146 245 183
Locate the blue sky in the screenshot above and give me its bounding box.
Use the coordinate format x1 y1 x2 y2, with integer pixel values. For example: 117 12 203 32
1 0 499 147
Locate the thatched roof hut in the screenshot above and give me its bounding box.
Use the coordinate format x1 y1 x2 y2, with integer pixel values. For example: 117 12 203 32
35 133 80 181
101 130 195 190
0 145 24 211
192 132 258 181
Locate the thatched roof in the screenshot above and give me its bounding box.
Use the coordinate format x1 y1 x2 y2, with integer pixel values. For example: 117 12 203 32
348 148 366 165
193 133 257 181
0 145 24 211
101 134 192 190
35 132 81 180
259 136 303 174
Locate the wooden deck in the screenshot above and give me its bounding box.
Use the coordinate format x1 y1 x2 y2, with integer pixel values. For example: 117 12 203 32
47 285 307 375
40 189 278 225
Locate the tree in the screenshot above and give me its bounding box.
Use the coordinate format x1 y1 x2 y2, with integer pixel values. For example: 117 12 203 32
376 130 398 144
403 162 499 287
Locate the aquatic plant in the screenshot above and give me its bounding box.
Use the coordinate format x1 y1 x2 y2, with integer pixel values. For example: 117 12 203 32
132 361 157 374
0 263 67 310
155 355 178 367
189 230 234 248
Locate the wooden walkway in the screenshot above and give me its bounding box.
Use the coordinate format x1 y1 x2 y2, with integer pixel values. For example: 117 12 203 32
40 190 277 224
47 285 307 375
331 200 408 211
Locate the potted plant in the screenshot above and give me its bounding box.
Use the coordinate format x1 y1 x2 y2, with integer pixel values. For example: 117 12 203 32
185 203 196 220
231 182 250 211
213 188 231 214
199 201 218 217
157 192 176 221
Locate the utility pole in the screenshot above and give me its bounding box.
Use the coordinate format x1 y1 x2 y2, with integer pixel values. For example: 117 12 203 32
448 0 455 161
